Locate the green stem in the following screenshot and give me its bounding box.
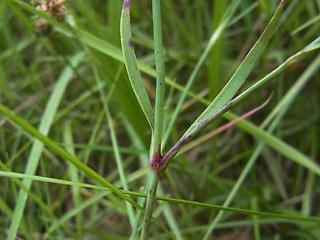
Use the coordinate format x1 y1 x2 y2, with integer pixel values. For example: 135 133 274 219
151 0 165 155
141 171 159 240
142 0 166 239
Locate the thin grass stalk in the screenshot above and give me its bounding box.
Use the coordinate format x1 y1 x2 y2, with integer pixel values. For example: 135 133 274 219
2 170 320 224
94 66 136 230
142 0 166 239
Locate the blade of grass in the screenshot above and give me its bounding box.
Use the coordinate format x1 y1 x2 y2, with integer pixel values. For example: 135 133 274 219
158 36 320 170
63 121 83 238
0 193 32 239
2 171 320 224
156 184 184 240
4 52 84 240
202 51 320 239
182 1 284 137
251 197 261 240
45 191 109 238
291 14 320 35
12 0 319 176
301 127 317 216
0 104 173 238
120 0 154 128
162 0 243 146
94 66 136 231
0 163 77 238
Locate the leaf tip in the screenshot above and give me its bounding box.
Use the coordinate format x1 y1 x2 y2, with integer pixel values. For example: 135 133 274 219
123 0 131 9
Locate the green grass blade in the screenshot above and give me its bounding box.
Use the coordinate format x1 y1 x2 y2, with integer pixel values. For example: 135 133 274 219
63 121 83 237
251 198 261 240
45 191 109 238
162 0 242 146
150 196 320 224
182 1 284 137
0 164 77 239
0 104 172 238
158 36 320 170
120 0 154 128
4 52 84 240
225 111 320 176
3 171 320 224
94 66 136 231
0 104 129 201
202 54 320 237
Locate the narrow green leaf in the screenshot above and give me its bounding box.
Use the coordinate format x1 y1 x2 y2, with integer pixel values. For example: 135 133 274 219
0 104 171 237
63 121 83 237
227 111 320 176
183 1 284 137
2 171 320 224
203 55 320 238
162 0 242 146
120 0 154 128
94 66 136 231
5 52 84 240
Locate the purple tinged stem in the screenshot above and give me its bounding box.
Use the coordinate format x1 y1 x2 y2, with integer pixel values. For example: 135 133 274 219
155 94 273 172
150 101 233 172
149 145 162 170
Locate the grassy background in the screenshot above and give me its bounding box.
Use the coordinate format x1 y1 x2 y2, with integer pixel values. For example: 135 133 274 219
0 0 320 239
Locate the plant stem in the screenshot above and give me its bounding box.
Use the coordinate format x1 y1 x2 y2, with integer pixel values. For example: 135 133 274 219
151 0 165 156
142 0 165 239
141 171 159 240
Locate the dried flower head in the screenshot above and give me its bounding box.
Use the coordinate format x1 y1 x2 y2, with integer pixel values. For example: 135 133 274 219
33 0 67 35
36 0 66 21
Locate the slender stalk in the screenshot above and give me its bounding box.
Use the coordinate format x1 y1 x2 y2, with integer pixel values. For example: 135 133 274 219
141 171 159 240
142 0 166 239
151 0 165 156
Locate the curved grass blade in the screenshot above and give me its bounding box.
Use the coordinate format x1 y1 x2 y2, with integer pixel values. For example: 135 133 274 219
0 104 172 238
162 0 243 146
4 52 84 240
182 0 284 137
3 171 320 224
158 35 320 171
0 104 137 208
120 0 154 128
12 0 319 178
202 50 320 240
94 66 136 231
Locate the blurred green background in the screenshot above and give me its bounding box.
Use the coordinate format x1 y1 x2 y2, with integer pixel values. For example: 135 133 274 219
0 0 319 239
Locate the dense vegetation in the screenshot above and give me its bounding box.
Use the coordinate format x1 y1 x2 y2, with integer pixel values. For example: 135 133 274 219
0 0 319 239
